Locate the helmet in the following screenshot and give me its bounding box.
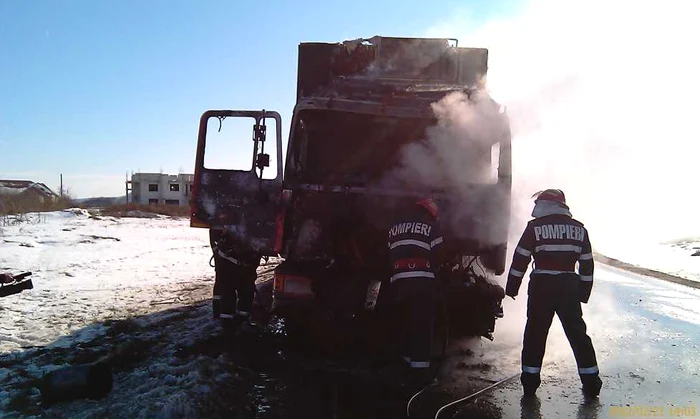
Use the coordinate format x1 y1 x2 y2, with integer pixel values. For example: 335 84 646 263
416 198 439 219
533 189 568 208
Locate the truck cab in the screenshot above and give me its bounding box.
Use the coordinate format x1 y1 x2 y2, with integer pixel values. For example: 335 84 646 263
190 36 511 348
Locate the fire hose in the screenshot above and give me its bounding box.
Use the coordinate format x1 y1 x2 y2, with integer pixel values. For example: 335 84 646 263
407 371 520 418
433 372 520 419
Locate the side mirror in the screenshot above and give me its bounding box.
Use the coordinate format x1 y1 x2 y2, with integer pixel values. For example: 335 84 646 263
256 153 270 170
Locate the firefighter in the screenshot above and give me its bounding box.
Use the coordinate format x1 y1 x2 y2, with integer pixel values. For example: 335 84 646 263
209 228 261 333
387 198 445 388
505 189 602 398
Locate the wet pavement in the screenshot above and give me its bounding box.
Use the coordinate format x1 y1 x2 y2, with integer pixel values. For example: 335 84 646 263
228 263 700 418
408 264 700 418
5 264 696 418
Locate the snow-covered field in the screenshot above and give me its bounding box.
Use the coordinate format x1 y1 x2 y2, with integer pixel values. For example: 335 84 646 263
596 238 700 284
0 209 237 418
1 209 214 353
1 208 699 417
3 209 696 355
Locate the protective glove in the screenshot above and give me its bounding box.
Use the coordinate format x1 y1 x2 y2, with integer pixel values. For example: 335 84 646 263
364 280 382 311
504 275 521 300
505 284 518 300
579 278 592 304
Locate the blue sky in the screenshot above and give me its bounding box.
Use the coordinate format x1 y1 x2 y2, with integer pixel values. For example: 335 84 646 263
0 0 522 198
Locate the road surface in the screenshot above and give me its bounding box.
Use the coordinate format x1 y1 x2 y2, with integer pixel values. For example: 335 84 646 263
414 264 700 418
5 263 698 418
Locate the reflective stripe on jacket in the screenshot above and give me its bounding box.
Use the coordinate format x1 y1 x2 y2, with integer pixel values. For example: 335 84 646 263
388 215 443 282
505 213 595 301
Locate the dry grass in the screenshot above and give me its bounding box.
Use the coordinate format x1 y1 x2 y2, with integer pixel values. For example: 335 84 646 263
0 196 75 216
0 197 74 230
98 203 190 218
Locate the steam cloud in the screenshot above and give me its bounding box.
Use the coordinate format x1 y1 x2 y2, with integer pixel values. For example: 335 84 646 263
377 90 511 245
398 90 507 187
425 0 700 253
419 0 700 366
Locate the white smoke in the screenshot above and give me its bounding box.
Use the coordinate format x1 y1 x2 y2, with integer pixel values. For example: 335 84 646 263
386 90 507 187
425 0 700 253
414 0 700 369
377 90 512 245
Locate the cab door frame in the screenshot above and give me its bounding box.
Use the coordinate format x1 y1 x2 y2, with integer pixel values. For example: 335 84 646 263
190 109 284 255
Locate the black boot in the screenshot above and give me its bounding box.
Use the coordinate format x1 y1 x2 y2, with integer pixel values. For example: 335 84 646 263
409 367 436 390
521 372 541 397
234 312 258 335
581 374 602 398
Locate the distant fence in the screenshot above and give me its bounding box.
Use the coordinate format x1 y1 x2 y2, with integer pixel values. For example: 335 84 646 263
1 212 47 227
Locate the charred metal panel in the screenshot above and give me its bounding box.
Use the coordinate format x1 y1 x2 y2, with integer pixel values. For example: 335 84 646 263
190 110 283 256
195 170 281 253
457 48 489 86
374 37 457 80
296 42 375 100
297 37 489 100
284 183 509 272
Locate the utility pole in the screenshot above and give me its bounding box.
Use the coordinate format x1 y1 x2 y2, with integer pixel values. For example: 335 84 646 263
60 174 63 197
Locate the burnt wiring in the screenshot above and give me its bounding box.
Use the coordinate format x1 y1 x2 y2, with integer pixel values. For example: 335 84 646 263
462 255 489 283
464 255 477 273
429 255 495 392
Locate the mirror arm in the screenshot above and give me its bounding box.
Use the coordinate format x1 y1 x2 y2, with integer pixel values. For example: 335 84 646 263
253 110 269 186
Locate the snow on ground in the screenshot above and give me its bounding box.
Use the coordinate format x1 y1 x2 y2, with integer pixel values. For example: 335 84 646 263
1 208 699 417
1 209 214 353
0 300 263 418
0 209 282 418
596 237 700 284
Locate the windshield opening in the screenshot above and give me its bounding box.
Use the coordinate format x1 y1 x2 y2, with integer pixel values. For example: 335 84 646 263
289 109 497 188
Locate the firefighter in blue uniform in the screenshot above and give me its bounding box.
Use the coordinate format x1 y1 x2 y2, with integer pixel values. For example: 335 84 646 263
209 228 261 332
387 198 445 387
505 189 602 398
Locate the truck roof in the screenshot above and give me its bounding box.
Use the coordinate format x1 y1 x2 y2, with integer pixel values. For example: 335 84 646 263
296 36 489 103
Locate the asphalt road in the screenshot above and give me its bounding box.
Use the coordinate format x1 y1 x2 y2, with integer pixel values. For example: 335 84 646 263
416 264 700 419
7 263 696 418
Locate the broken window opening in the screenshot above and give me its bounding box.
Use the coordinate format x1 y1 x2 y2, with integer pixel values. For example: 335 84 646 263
289 109 499 187
203 114 279 180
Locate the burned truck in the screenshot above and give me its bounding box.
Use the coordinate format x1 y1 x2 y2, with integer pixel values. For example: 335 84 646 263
190 36 511 357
